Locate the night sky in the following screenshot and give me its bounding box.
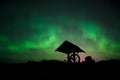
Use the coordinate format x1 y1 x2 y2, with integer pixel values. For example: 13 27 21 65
0 0 120 63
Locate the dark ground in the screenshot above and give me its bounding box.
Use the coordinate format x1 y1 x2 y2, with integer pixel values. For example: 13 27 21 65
0 60 120 80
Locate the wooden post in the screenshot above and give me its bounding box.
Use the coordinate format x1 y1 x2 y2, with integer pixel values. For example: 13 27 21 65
67 54 70 63
73 53 75 63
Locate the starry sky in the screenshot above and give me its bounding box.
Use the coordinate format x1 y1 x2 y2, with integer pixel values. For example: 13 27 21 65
0 0 120 63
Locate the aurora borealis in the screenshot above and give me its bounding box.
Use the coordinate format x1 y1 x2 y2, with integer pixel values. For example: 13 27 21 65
0 0 120 63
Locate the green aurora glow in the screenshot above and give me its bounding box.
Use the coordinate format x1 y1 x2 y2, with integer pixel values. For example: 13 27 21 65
0 0 120 63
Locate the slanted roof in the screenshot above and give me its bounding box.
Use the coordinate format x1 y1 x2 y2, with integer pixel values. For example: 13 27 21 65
55 40 85 54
